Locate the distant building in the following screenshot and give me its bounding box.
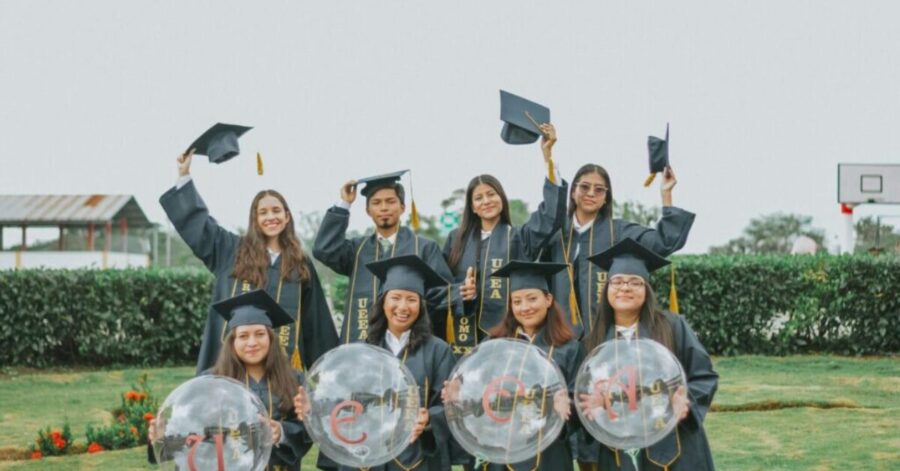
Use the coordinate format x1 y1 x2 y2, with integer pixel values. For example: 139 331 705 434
0 194 153 269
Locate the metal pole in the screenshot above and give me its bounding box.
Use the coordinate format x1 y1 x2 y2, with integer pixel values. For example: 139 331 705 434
152 225 159 267
166 222 172 267
875 216 881 250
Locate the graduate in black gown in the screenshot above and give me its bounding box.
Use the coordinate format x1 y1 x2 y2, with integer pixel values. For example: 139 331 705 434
295 255 457 471
577 238 718 471
443 260 585 471
542 126 695 338
160 133 338 374
312 171 458 344
442 118 567 355
149 289 312 471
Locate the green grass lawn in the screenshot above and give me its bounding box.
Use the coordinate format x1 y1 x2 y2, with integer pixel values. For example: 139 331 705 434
0 355 897 470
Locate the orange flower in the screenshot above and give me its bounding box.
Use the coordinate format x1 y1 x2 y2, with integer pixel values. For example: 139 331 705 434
31 450 42 460
87 442 104 454
124 391 141 401
130 426 138 436
50 431 61 440
53 437 66 449
143 412 155 421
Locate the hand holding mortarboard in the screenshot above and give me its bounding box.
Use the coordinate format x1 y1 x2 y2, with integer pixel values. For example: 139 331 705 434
177 148 195 177
539 123 557 161
340 180 359 205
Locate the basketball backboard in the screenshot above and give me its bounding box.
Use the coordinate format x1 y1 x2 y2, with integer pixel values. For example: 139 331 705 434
837 164 900 205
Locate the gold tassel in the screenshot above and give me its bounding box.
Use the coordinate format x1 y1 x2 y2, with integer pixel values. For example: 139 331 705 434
256 152 264 176
547 157 556 184
569 288 579 326
291 348 302 370
643 173 656 187
446 310 455 344
669 263 680 314
445 286 454 342
410 200 421 232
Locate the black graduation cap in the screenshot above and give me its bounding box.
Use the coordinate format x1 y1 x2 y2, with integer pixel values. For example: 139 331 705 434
212 289 294 331
366 254 450 297
499 90 550 145
491 260 568 292
357 169 410 198
187 122 253 164
586 238 670 281
644 123 669 187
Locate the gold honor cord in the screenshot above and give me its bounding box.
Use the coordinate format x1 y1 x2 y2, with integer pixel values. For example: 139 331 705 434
244 374 274 420
560 225 580 327
506 344 556 471
391 346 427 470
501 340 534 465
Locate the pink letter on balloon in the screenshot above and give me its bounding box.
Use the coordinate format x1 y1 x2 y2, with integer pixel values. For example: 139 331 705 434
330 400 368 445
482 375 527 423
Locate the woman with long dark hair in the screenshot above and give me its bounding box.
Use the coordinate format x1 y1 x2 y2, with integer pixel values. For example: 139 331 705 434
543 154 695 339
161 148 338 374
149 290 312 470
295 255 457 471
443 260 584 471
578 238 717 471
442 123 567 354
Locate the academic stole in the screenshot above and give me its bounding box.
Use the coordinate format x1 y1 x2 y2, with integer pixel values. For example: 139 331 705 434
560 218 615 333
224 277 305 370
449 226 511 355
344 233 416 343
605 328 682 471
390 345 429 471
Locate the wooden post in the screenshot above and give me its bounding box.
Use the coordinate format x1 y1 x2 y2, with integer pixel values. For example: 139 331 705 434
58 226 65 250
21 226 27 250
120 218 128 253
88 223 95 251
0 225 4 250
103 221 112 268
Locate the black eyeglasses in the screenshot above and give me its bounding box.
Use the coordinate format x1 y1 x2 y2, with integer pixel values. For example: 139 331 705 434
609 278 645 290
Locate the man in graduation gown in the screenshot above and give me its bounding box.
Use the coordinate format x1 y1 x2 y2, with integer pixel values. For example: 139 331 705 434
313 171 460 343
160 157 338 374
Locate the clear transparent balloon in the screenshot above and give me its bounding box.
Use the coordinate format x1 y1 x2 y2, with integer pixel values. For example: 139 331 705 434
574 338 687 450
151 376 273 471
303 344 420 468
445 339 568 464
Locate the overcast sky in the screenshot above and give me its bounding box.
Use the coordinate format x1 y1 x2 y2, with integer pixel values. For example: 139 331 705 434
2 1 899 253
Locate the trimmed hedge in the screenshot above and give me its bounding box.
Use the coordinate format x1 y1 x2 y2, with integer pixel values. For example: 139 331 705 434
652 254 900 356
1 255 898 367
0 268 212 368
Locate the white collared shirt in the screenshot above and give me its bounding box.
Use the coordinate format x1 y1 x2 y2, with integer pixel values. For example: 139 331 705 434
385 330 411 355
515 327 536 343
481 229 492 241
616 324 637 340
377 232 398 246
267 248 280 266
572 213 596 235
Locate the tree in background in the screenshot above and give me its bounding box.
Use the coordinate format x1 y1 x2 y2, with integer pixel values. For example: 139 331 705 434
709 213 826 255
854 216 900 255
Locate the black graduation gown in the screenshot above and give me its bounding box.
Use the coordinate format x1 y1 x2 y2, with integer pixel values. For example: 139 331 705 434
312 207 458 343
480 332 585 471
441 177 567 353
577 312 718 471
330 335 456 471
148 371 312 471
160 180 339 374
543 208 695 338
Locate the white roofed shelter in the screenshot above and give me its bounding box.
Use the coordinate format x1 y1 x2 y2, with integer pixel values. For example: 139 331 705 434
0 194 154 269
